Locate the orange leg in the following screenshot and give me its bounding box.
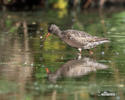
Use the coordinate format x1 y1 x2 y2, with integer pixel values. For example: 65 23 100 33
87 49 94 55
89 50 94 55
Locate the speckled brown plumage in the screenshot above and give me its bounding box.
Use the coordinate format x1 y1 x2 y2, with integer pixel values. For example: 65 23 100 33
48 24 110 51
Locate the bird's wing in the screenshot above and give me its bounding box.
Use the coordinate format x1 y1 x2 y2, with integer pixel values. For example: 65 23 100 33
62 30 97 44
62 30 110 48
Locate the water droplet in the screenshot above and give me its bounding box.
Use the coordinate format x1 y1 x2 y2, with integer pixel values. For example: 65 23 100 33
24 62 27 65
40 36 43 39
101 51 105 55
31 63 34 66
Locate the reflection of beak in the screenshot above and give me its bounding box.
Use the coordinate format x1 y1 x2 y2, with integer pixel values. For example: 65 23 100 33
46 33 50 38
45 68 50 74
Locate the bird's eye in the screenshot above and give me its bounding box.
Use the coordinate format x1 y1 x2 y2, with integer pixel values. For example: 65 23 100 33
48 28 52 32
48 29 51 32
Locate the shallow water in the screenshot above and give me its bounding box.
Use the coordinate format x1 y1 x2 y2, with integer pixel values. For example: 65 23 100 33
0 8 125 100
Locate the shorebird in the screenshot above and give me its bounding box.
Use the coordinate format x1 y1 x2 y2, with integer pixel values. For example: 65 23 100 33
46 24 110 53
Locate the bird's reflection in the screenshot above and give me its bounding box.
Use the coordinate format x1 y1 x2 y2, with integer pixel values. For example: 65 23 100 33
48 56 108 83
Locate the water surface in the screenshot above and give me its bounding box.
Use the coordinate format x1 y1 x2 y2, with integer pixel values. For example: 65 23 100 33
0 9 125 100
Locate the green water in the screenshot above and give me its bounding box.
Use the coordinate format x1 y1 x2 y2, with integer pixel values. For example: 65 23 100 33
0 9 125 100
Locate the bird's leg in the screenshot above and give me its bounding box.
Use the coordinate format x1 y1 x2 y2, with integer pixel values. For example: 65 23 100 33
77 48 82 60
78 48 82 54
87 49 94 55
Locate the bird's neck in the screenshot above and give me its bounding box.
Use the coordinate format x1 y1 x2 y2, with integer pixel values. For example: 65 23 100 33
55 29 62 38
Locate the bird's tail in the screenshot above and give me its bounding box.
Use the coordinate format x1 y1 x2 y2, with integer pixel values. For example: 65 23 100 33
84 38 110 49
101 38 110 41
98 38 110 44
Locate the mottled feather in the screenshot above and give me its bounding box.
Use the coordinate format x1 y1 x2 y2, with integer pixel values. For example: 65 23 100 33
48 24 110 50
62 30 109 49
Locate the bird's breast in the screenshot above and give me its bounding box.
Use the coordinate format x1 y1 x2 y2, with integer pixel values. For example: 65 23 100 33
62 38 83 48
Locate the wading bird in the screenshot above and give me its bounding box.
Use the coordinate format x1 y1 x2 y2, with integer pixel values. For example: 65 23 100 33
46 24 110 54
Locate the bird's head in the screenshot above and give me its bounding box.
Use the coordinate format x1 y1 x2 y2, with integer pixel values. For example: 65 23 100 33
46 24 61 38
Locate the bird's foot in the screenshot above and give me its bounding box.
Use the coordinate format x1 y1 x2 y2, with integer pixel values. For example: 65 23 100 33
89 50 94 55
78 48 82 54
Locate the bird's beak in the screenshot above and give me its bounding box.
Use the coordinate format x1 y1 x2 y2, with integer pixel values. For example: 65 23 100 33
46 32 50 38
45 68 50 74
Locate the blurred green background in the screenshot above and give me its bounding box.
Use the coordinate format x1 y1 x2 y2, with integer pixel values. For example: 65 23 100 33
0 0 125 100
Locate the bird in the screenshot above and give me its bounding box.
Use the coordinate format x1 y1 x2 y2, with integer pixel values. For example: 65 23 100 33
46 24 110 53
